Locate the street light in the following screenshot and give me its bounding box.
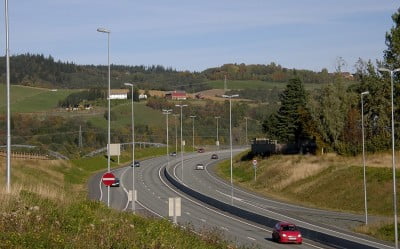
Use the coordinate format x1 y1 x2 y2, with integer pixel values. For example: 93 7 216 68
361 91 369 225
97 27 111 207
245 117 249 146
173 114 179 154
190 115 196 152
175 104 188 183
124 83 136 213
5 0 11 193
379 67 400 249
222 94 239 205
163 109 173 166
215 116 220 152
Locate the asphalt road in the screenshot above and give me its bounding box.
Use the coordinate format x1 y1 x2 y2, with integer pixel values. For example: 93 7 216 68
88 150 394 249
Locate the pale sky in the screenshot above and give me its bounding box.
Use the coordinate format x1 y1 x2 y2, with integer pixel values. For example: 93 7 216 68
1 0 398 73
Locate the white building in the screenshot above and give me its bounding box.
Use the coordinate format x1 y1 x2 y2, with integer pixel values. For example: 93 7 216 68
109 89 129 100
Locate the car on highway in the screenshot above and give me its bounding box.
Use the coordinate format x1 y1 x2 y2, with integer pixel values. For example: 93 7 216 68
211 154 218 159
197 148 205 153
130 160 140 167
195 163 205 170
272 221 302 244
110 177 120 187
170 151 177 156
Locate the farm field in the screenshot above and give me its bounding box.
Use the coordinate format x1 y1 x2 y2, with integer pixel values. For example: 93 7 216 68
0 84 79 113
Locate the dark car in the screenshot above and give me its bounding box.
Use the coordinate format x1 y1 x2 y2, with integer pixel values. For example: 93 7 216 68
272 221 302 244
170 152 177 156
197 148 205 153
110 177 120 187
211 154 218 159
130 161 140 167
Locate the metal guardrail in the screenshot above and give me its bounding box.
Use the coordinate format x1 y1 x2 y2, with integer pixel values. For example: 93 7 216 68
0 144 69 160
163 167 383 249
82 142 166 158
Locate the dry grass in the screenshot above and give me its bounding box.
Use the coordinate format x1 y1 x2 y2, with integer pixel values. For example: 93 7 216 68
0 159 69 207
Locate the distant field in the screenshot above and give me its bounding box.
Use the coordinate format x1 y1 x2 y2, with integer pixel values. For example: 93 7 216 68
86 102 163 129
206 80 324 90
0 84 79 113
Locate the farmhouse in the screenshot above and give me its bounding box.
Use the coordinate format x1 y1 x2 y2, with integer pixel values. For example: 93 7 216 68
165 91 187 100
110 89 129 100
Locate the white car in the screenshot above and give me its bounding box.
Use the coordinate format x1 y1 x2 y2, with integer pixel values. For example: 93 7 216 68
195 163 205 170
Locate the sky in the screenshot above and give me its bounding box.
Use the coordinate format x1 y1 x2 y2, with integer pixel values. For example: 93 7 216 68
0 0 399 73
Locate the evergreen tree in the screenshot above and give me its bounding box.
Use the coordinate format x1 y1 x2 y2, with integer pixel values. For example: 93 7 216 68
384 8 400 69
263 78 307 143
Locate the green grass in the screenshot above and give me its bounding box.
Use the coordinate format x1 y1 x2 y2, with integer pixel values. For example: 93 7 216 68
205 80 324 90
86 102 164 129
0 148 239 249
216 153 400 242
0 84 79 113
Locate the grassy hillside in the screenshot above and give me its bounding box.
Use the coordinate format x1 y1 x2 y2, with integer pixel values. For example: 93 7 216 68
206 80 323 90
217 152 399 242
0 148 238 249
0 84 79 113
86 102 164 130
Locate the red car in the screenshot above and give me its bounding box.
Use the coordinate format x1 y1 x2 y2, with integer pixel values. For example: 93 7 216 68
272 221 302 244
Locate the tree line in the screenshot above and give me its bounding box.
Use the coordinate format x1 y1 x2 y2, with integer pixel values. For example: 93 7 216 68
262 8 400 155
0 54 350 92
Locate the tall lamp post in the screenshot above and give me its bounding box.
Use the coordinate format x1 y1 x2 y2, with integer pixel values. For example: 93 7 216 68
222 94 239 205
173 114 179 153
215 116 220 151
244 117 249 146
163 109 173 166
175 104 188 182
5 0 11 193
190 115 196 152
361 91 369 225
379 67 400 249
97 27 111 207
124 83 136 213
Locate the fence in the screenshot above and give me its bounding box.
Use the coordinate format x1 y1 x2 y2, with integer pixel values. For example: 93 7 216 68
0 151 49 160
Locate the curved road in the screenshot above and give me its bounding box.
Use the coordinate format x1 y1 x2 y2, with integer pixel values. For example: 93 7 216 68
88 150 394 249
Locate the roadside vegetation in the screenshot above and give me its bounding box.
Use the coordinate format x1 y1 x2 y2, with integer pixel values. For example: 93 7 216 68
216 151 399 242
0 148 242 249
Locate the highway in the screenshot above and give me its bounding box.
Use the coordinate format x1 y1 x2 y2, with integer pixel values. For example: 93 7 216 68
88 150 394 249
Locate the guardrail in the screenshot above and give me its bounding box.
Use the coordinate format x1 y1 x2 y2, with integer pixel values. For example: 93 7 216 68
164 167 384 249
83 142 166 158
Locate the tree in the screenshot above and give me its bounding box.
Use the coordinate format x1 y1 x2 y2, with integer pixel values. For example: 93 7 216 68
384 8 400 69
263 78 308 144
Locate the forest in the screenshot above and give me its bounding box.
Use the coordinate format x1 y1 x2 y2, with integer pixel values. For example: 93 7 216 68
0 53 347 91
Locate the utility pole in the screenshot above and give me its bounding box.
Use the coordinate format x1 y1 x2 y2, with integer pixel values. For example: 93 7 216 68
79 125 83 148
190 115 196 152
173 114 179 153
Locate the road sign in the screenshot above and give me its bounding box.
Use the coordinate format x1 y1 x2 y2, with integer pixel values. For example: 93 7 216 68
169 197 181 224
102 172 116 186
252 159 257 167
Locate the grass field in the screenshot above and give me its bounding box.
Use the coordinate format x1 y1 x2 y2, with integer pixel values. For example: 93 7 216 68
205 80 324 90
216 152 400 242
0 84 79 113
0 148 237 249
86 102 164 130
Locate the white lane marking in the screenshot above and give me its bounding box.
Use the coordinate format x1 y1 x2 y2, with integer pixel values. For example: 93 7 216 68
179 154 392 249
99 178 103 201
220 227 229 231
215 190 243 201
247 237 256 241
200 219 206 223
120 167 131 211
158 164 329 249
